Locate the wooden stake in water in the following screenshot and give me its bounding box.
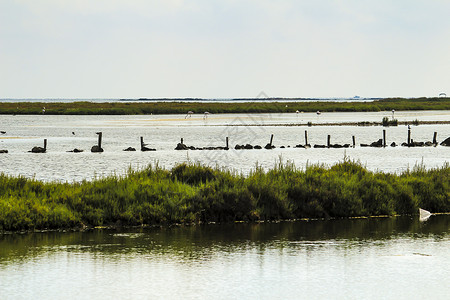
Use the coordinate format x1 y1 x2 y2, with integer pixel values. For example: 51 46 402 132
91 132 104 152
226 137 229 149
305 130 308 146
270 134 274 146
433 132 437 145
407 127 411 146
383 130 386 147
327 135 331 148
97 132 102 149
352 136 356 148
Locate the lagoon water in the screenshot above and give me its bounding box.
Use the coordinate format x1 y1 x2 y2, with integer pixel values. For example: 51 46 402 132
0 111 449 182
0 216 449 299
1 111 449 299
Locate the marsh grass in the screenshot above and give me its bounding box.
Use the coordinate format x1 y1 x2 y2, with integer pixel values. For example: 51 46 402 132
382 117 398 126
0 98 449 115
0 161 448 231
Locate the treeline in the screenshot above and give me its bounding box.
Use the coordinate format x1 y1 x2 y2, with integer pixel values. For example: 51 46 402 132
1 161 448 231
0 98 449 115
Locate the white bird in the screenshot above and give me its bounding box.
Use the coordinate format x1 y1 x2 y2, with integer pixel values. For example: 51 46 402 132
316 111 321 115
419 208 432 222
185 111 194 119
203 111 210 120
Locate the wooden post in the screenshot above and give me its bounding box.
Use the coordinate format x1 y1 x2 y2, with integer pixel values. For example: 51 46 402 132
304 130 308 145
140 137 144 149
181 138 184 144
407 128 411 146
97 132 102 148
383 130 386 147
352 136 355 148
226 137 229 148
433 132 437 144
269 134 274 146
327 135 330 148
43 139 47 150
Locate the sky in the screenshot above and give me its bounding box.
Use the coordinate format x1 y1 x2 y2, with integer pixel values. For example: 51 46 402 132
1 0 450 99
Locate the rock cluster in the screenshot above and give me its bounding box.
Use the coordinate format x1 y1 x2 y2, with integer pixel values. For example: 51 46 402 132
175 143 228 150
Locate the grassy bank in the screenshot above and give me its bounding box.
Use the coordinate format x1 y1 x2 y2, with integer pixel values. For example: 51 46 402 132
1 161 448 232
0 98 449 115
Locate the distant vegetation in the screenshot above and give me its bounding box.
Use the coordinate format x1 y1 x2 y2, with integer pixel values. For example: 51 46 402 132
1 160 448 232
0 97 449 115
382 117 398 127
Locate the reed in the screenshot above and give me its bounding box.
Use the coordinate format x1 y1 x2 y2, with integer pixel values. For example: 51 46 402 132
382 117 398 126
0 98 449 115
0 161 448 231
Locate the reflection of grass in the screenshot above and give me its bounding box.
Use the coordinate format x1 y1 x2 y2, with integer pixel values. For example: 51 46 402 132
0 98 449 115
1 161 448 231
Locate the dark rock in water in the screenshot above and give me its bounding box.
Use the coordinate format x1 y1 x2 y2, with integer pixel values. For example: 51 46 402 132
0 149 8 153
295 144 305 148
123 147 136 151
244 144 253 149
235 144 243 150
360 144 369 147
314 145 326 148
343 144 350 148
390 142 396 147
91 145 104 153
31 146 46 153
280 146 285 148
68 148 84 153
410 141 424 147
287 145 291 148
401 142 408 147
254 145 262 149
141 146 156 151
424 141 433 147
330 144 343 148
175 143 188 150
440 137 450 146
264 143 275 149
370 139 383 147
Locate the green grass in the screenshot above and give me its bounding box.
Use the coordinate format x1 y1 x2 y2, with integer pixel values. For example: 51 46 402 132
382 117 398 126
1 160 448 232
0 97 449 115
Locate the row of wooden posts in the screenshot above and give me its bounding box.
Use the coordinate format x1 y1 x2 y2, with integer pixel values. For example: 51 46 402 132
0 129 445 154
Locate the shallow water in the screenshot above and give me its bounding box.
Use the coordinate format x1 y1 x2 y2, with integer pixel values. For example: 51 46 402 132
0 216 449 299
0 111 449 181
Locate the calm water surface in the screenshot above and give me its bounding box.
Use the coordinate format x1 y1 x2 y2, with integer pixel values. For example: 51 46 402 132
0 216 449 299
0 111 449 181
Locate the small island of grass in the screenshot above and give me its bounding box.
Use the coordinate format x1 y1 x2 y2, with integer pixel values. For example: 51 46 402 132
1 160 448 232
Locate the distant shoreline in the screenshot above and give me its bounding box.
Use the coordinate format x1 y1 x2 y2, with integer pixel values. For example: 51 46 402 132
225 120 450 127
0 97 448 115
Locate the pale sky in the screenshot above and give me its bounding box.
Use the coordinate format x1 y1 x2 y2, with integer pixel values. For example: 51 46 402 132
1 0 450 99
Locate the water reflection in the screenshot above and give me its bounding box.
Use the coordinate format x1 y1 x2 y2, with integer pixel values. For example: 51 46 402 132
1 215 448 265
